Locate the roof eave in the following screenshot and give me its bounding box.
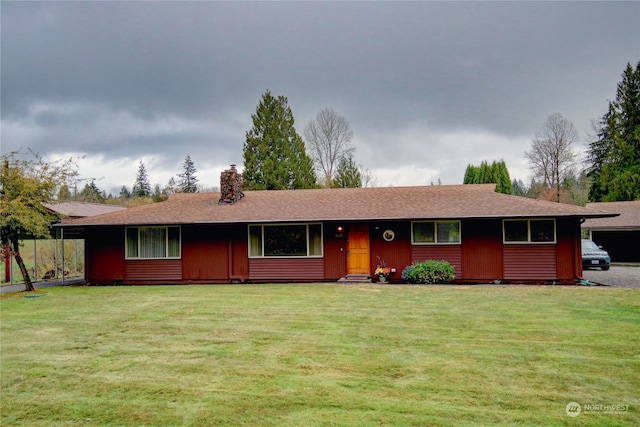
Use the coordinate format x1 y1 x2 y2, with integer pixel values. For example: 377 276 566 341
55 212 620 228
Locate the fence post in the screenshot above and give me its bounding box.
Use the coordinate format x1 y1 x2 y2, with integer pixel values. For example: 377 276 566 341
61 228 65 285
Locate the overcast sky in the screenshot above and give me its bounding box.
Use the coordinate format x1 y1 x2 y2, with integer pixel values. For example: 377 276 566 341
2 1 638 194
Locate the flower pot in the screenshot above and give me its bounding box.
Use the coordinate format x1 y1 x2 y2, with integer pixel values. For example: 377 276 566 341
378 275 388 283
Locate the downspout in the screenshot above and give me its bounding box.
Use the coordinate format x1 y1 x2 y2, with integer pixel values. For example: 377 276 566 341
577 218 586 280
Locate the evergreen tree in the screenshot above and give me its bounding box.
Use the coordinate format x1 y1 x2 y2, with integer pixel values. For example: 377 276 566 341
479 161 493 184
132 161 151 198
493 160 512 194
463 164 479 184
587 62 640 201
177 155 198 193
563 170 590 206
243 90 317 190
119 185 131 199
332 155 362 188
57 184 73 201
511 179 527 197
462 159 512 194
79 180 105 203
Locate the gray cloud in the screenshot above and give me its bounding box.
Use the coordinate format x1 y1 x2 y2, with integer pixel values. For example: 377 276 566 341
2 1 638 191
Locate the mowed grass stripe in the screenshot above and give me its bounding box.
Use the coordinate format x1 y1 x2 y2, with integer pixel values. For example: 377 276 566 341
1 284 638 426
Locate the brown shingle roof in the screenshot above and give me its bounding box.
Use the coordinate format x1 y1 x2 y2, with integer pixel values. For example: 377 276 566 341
59 184 617 227
582 201 640 229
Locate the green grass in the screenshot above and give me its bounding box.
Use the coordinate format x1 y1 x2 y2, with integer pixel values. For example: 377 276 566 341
1 284 638 426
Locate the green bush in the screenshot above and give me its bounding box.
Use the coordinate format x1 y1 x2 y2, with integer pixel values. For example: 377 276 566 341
401 260 455 284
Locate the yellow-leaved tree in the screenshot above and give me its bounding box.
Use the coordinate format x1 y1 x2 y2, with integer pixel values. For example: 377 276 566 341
1 150 79 291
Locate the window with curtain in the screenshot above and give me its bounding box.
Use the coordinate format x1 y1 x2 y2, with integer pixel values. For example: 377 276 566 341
126 226 181 259
249 223 323 257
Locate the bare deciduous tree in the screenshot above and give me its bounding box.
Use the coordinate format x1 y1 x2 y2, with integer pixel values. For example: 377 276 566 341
304 108 354 187
360 165 379 188
525 113 579 203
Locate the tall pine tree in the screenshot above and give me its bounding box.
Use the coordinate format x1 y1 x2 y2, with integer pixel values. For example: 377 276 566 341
493 160 512 194
178 155 198 193
463 164 479 184
243 90 317 190
132 161 151 198
587 62 640 201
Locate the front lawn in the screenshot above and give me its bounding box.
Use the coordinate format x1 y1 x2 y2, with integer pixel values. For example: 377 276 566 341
1 284 638 426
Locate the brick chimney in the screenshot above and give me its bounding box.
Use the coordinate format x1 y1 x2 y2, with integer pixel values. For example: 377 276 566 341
219 164 244 204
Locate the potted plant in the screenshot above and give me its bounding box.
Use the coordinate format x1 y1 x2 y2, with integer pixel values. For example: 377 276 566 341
375 257 391 283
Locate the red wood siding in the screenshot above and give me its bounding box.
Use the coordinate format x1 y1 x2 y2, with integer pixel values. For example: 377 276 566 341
503 245 557 280
556 218 580 280
86 227 125 282
411 246 463 278
248 258 324 281
461 219 503 281
182 225 229 281
323 222 347 279
125 259 182 281
232 237 249 279
81 218 584 284
369 222 412 281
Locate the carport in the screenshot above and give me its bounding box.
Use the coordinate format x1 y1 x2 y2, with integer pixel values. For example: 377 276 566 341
582 201 640 263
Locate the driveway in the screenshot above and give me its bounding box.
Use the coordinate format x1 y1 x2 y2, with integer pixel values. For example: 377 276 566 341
582 265 640 288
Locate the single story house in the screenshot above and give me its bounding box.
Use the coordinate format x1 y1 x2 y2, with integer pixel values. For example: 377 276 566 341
582 201 640 263
57 166 618 285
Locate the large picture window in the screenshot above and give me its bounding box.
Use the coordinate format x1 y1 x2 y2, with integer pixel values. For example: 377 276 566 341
126 226 181 259
249 223 323 257
503 219 555 243
412 221 461 244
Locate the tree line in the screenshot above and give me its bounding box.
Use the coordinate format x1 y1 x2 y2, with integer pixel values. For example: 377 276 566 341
242 90 373 190
463 61 639 205
55 155 201 205
56 91 372 204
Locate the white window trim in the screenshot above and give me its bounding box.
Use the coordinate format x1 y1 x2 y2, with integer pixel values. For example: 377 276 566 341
125 226 181 260
411 220 462 245
502 219 556 244
248 223 324 258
